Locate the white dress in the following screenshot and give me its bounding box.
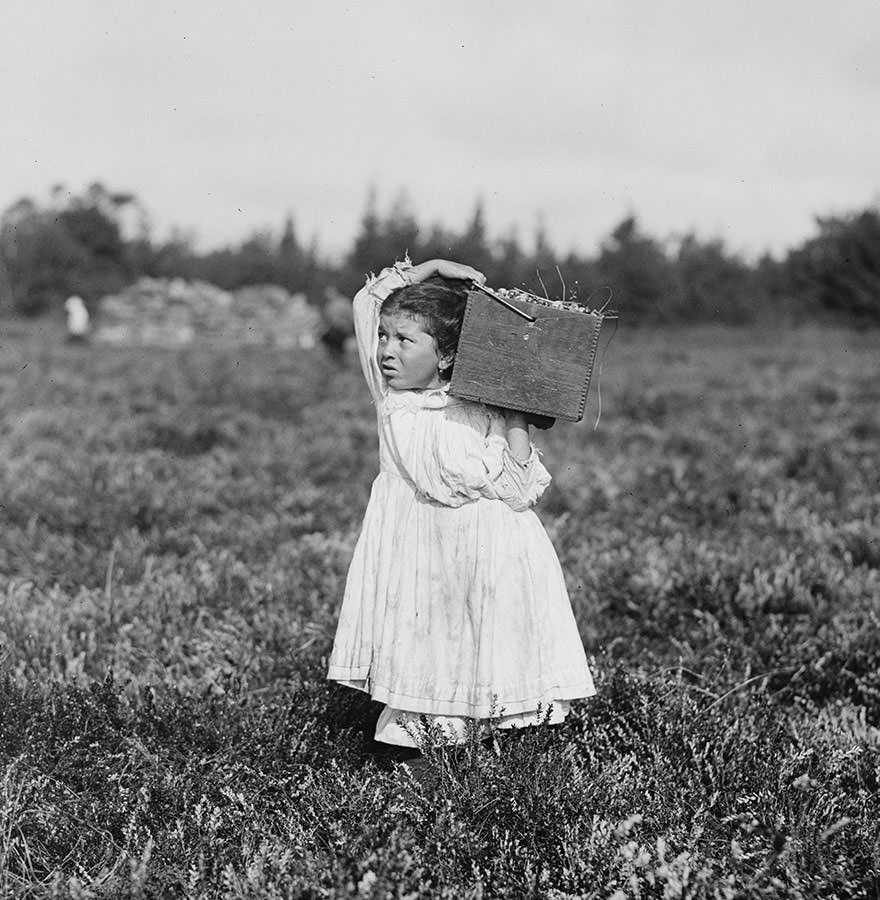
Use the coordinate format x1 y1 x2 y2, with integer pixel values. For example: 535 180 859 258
327 263 596 746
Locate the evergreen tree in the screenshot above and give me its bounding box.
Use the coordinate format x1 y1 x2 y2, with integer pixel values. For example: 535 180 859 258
383 190 420 261
278 213 303 291
493 227 528 288
348 185 383 276
532 213 556 285
0 183 137 314
784 208 880 323
453 200 491 274
418 221 457 264
675 234 753 323
596 215 681 321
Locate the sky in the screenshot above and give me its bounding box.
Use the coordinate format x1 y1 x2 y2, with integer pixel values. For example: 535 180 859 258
2 1 879 262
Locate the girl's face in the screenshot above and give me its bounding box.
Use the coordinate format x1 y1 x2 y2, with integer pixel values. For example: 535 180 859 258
377 313 451 390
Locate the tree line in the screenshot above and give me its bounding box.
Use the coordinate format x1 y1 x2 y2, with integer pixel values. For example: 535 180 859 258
1 182 878 324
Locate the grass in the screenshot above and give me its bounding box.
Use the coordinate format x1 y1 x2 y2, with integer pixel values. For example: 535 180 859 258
0 315 878 898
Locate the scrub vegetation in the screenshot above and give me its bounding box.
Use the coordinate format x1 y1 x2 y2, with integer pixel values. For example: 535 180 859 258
4 183 880 328
1 318 878 898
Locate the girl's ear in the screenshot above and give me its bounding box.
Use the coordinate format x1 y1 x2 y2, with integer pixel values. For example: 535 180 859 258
438 352 455 373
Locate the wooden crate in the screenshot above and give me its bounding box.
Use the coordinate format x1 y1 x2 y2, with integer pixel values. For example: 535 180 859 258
450 290 607 422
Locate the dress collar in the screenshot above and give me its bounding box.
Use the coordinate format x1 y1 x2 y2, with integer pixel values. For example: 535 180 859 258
382 383 452 413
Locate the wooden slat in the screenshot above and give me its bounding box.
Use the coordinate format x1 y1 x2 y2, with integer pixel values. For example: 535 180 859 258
450 291 606 421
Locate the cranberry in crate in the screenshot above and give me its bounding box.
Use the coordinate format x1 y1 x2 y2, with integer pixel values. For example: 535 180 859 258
450 284 614 424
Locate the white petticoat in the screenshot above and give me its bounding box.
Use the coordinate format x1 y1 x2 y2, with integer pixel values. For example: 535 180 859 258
374 701 571 747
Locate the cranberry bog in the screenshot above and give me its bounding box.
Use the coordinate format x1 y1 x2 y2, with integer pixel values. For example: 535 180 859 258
1 318 878 898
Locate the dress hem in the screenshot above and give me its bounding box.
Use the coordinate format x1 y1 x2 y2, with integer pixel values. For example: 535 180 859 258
327 668 597 718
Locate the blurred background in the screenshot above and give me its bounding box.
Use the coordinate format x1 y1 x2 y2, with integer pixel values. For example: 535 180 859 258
1 0 879 330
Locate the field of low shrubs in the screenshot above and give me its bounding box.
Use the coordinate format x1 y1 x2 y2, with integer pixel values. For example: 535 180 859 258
1 317 878 898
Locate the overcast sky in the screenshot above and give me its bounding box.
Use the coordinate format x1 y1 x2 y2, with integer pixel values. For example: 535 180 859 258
2 1 878 261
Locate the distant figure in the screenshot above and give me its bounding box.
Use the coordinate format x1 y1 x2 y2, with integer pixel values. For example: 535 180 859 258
64 296 90 342
320 286 354 361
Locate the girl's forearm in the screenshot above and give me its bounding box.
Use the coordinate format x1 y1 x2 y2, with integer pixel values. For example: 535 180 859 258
405 260 441 284
405 259 486 286
504 412 531 461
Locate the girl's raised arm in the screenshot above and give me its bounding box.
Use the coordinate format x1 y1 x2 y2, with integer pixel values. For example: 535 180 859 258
352 262 412 401
405 259 486 286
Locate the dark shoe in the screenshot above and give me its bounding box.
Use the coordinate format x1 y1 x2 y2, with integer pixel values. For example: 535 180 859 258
398 755 438 790
364 738 422 766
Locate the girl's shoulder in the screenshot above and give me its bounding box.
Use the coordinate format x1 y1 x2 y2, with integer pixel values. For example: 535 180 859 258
382 387 495 430
443 397 500 443
448 396 497 423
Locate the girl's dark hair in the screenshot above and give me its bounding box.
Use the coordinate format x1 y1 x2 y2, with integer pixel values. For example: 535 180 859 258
380 276 469 381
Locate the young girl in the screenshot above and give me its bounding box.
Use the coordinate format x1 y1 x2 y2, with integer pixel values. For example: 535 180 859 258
327 258 596 749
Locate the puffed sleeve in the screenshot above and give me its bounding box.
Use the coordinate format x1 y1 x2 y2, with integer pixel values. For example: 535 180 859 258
481 414 552 511
353 260 412 403
386 404 551 511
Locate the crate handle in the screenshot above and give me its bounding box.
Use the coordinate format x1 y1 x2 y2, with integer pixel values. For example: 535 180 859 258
471 282 537 322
